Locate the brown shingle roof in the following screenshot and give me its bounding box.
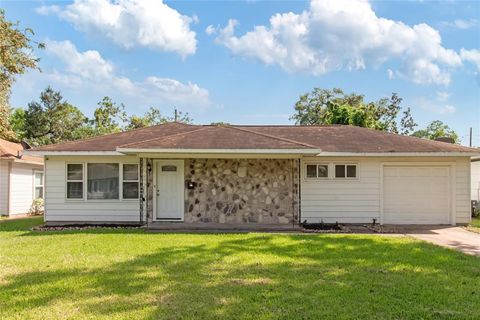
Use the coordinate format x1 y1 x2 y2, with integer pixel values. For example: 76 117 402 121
120 125 316 149
0 139 43 164
30 122 478 154
32 122 199 152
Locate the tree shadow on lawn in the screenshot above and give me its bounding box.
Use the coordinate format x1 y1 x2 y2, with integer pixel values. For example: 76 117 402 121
1 234 479 320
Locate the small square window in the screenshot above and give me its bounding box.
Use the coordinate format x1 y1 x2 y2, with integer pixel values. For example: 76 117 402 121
335 165 346 178
67 182 83 199
317 165 328 178
347 165 357 178
67 164 83 180
306 165 317 178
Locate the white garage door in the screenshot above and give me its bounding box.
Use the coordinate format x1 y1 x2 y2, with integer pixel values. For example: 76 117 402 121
383 166 451 224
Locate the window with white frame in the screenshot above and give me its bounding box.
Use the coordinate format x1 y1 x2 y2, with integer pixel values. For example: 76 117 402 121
122 164 139 199
305 164 329 179
67 164 84 199
334 164 357 179
87 163 119 200
34 171 44 199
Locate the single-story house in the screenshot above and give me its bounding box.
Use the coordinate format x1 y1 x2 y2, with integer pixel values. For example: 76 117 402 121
27 122 480 227
1 138 44 216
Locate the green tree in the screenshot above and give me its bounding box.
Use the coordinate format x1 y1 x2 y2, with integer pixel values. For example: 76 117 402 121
91 97 126 134
291 88 417 134
0 9 43 141
412 120 459 143
23 87 88 145
8 108 27 140
125 107 193 130
125 107 165 130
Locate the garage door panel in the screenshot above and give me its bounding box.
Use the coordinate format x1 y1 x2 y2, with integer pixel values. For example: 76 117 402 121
383 166 451 224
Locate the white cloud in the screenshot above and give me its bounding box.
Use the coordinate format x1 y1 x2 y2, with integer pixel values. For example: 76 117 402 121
436 91 450 102
443 19 479 30
36 5 61 15
460 48 480 71
23 40 210 108
45 40 114 80
39 0 197 57
416 91 455 115
205 25 216 35
387 69 395 80
213 0 463 85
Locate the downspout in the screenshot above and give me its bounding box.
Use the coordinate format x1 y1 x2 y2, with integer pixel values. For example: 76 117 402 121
146 159 150 229
291 159 295 229
298 158 302 226
7 161 12 216
139 158 144 225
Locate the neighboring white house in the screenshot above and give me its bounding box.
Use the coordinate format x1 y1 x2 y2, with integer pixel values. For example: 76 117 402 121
0 139 44 216
27 123 480 226
472 158 480 202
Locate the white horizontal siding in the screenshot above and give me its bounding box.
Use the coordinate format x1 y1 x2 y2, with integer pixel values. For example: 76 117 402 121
471 161 480 202
0 161 9 215
301 158 380 223
45 156 140 222
300 156 471 225
456 158 472 224
9 162 43 215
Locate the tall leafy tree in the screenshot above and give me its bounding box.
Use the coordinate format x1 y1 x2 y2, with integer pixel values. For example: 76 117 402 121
91 96 126 134
412 120 459 143
291 88 417 134
8 108 27 140
125 107 193 130
0 9 43 141
23 87 88 145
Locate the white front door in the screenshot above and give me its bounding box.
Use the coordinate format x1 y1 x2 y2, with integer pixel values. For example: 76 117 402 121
155 160 184 220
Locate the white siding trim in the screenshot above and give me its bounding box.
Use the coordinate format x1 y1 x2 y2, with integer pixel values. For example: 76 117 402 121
301 157 470 225
44 156 141 223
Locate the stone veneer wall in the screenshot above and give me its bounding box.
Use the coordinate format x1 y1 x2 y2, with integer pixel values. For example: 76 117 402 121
145 158 300 225
184 159 299 224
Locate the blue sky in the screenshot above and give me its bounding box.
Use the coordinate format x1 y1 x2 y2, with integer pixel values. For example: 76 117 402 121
3 0 480 145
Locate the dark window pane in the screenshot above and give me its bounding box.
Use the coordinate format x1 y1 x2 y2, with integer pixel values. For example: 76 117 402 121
306 165 317 178
35 187 44 199
67 164 83 180
335 165 346 178
67 182 83 199
123 164 139 180
87 163 119 199
317 165 328 178
123 182 139 199
347 165 357 178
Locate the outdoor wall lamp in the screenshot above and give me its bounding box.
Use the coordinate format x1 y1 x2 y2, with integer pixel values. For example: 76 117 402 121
147 162 152 173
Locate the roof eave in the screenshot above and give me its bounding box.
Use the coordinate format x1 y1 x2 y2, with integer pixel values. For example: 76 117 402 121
315 151 480 157
23 150 124 156
116 147 322 155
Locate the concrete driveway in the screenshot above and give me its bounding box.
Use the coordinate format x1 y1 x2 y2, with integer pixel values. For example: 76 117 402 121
404 226 480 256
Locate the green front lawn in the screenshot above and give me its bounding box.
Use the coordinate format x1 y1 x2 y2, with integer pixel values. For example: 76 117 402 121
1 218 479 320
468 216 480 233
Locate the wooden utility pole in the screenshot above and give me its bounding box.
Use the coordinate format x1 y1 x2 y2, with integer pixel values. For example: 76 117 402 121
470 127 473 147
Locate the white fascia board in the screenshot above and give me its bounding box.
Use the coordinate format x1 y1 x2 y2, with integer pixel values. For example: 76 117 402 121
13 159 44 166
116 148 322 155
23 150 124 156
316 152 480 157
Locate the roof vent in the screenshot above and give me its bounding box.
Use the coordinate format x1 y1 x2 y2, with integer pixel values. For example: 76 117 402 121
20 141 31 149
435 137 455 144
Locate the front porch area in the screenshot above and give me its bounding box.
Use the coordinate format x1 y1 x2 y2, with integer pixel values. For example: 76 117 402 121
140 157 301 227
